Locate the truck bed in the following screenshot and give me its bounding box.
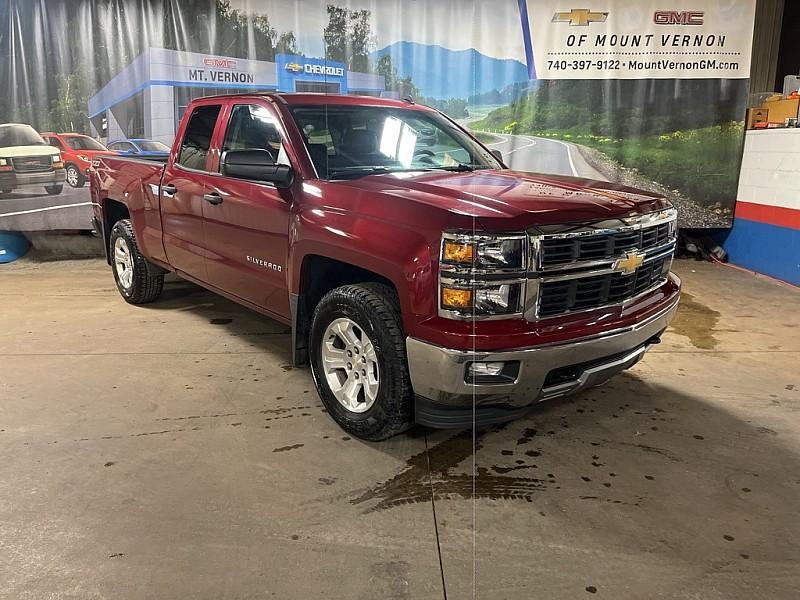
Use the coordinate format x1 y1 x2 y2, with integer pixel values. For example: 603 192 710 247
91 153 168 264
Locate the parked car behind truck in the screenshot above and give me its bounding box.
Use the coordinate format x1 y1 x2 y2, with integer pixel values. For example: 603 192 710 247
90 93 681 440
41 132 116 188
0 124 65 195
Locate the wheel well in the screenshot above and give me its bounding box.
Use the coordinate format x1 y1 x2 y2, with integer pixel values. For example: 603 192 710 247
102 199 130 264
293 255 397 365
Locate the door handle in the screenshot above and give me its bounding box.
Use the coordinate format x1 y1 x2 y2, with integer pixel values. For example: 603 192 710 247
162 183 177 197
203 192 224 206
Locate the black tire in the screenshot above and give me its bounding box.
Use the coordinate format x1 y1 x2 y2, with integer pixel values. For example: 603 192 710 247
45 185 63 195
309 283 414 441
109 219 164 304
65 164 85 188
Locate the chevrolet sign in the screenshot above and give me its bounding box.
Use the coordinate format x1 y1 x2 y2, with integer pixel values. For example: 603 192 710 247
613 250 646 275
285 61 344 78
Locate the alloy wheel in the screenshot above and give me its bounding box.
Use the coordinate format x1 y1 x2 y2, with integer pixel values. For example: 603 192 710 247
113 237 134 291
320 317 380 413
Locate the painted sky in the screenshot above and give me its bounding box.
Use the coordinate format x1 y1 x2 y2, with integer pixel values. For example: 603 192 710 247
228 0 527 62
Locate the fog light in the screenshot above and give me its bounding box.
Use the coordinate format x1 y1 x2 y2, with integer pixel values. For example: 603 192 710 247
465 361 520 385
469 362 505 377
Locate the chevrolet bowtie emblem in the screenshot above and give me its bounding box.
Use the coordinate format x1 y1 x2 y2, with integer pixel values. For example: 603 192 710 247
614 251 645 275
552 8 609 26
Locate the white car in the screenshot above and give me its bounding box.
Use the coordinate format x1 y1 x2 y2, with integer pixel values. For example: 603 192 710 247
0 124 66 195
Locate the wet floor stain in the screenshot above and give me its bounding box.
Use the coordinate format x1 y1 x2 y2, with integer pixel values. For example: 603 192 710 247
273 443 304 453
209 318 233 325
669 292 721 349
350 428 547 512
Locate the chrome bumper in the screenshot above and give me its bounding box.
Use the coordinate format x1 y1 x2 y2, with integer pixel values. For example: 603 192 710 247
407 292 679 424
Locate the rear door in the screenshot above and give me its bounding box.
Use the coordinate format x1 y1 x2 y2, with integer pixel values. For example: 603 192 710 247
161 101 224 282
201 100 293 318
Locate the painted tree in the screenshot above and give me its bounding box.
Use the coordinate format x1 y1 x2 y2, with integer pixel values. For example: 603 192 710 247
324 5 348 63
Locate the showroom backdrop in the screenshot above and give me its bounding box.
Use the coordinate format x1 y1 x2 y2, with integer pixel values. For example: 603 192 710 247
0 0 756 228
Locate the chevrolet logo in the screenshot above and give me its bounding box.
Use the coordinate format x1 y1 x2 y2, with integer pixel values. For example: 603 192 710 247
552 8 608 26
613 250 645 275
285 62 303 73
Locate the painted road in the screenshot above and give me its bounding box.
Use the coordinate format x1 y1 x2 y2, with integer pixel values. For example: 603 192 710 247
0 186 93 231
481 133 608 181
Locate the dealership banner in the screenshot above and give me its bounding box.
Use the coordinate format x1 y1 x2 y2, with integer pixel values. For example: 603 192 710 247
524 0 755 80
0 0 756 233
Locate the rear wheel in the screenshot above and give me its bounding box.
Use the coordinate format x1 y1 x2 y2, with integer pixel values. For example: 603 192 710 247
45 185 63 195
309 283 414 441
109 219 164 304
65 164 85 188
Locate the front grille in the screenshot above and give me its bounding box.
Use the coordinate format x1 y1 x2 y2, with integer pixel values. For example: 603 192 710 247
12 156 53 173
540 222 672 268
538 256 669 317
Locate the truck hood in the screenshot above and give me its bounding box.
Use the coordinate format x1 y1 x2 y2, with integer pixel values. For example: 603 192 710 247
0 145 59 159
337 169 671 230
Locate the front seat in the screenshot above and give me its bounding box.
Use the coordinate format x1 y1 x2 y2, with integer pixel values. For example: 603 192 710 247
340 129 379 165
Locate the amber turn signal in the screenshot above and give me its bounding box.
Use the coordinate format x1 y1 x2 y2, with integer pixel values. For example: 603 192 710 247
441 287 472 309
443 240 474 264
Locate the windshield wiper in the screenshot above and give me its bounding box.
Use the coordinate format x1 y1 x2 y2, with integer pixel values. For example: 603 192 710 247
427 163 475 172
328 166 392 178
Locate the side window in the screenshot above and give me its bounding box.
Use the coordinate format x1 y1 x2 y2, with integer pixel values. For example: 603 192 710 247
221 104 289 172
48 137 63 149
177 104 221 171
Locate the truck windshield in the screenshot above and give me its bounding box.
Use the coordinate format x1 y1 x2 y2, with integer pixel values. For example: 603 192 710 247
290 105 501 179
0 125 46 148
64 135 107 151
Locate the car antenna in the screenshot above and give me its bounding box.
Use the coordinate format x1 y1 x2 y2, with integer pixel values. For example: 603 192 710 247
401 95 415 104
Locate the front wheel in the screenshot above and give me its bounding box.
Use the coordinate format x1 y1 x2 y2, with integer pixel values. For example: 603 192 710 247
109 219 164 304
309 283 414 441
45 185 63 195
65 164 85 188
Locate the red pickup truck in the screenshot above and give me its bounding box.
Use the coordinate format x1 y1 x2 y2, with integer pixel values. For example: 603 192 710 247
90 93 680 440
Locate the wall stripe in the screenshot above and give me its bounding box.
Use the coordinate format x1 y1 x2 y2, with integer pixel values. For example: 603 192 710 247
735 201 800 230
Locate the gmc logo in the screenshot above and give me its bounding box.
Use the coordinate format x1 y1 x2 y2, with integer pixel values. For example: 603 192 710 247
654 10 704 25
203 58 238 69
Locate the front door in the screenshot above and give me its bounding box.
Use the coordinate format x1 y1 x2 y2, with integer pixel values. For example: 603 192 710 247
201 101 292 319
161 102 222 282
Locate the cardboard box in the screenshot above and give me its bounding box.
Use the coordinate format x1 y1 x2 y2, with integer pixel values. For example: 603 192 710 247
761 97 800 125
746 108 769 129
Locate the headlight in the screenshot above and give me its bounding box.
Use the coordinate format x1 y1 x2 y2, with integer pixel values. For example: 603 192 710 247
0 159 7 166
439 232 527 319
52 154 61 163
441 233 526 270
78 154 89 162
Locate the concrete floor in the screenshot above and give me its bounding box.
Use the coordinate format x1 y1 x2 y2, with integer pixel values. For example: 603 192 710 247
0 259 798 599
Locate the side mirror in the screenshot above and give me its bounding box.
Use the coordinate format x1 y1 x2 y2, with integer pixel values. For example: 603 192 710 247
222 149 294 188
490 149 504 164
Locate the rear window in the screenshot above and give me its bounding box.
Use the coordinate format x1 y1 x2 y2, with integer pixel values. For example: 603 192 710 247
177 105 222 170
138 141 170 152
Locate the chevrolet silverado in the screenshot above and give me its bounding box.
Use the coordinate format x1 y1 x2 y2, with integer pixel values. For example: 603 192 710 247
90 93 680 440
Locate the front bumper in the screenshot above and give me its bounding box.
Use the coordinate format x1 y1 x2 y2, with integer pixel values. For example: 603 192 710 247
0 169 65 190
407 292 680 428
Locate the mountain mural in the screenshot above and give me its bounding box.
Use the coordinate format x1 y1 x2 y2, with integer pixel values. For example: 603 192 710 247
372 41 530 100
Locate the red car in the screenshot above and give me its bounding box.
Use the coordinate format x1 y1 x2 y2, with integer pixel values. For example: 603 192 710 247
40 132 116 188
90 93 680 440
